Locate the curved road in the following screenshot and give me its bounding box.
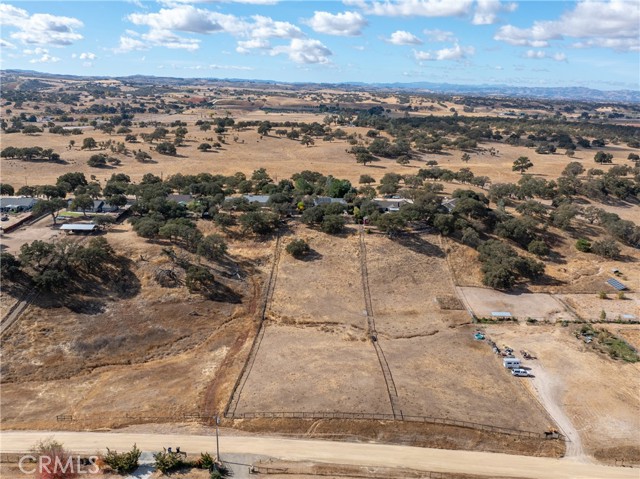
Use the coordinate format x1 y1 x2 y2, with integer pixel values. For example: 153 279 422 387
1 431 636 479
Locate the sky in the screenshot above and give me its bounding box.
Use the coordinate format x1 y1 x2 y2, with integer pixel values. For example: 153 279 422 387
0 0 638 90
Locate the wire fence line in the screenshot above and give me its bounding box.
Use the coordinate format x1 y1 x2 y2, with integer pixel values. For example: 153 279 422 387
224 233 281 417
359 227 403 420
250 464 451 478
55 410 564 443
225 411 565 441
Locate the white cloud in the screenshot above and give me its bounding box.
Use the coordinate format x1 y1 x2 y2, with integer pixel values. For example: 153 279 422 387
236 38 271 53
472 0 517 25
116 36 148 52
0 38 16 49
495 0 639 52
524 49 568 62
272 38 332 64
387 30 422 45
494 24 558 48
306 11 367 36
250 15 303 40
24 47 60 63
423 28 455 42
142 29 200 50
79 52 96 60
414 43 475 61
0 4 83 46
127 6 234 34
344 0 473 17
572 38 639 50
524 49 546 59
159 0 278 4
210 64 254 70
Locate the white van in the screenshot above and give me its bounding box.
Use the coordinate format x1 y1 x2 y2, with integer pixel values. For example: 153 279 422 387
511 368 529 377
503 357 521 369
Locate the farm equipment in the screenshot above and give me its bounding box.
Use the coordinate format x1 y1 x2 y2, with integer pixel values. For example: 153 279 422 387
520 350 537 360
544 428 559 439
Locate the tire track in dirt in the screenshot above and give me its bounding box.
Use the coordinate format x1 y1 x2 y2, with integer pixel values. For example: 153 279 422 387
224 234 281 417
359 227 403 420
528 365 590 463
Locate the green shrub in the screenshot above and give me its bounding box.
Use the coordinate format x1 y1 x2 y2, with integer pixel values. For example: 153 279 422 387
527 240 549 257
196 452 216 470
598 291 608 300
103 444 141 474
153 451 188 473
591 239 620 259
286 238 310 259
575 238 592 252
321 214 345 234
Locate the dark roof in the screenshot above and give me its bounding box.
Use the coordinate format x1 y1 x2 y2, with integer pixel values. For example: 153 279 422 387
314 196 347 206
243 194 270 204
167 194 194 204
374 199 410 210
0 197 37 208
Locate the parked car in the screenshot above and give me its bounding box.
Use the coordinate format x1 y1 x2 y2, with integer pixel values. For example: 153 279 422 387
511 368 529 377
1 215 9 221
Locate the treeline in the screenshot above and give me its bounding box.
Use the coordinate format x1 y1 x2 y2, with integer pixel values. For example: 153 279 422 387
353 112 640 150
0 146 61 162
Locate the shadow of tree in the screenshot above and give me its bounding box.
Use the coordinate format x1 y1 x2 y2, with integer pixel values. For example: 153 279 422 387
394 233 446 258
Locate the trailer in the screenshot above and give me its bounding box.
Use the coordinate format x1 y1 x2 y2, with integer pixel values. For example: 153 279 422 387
503 357 521 369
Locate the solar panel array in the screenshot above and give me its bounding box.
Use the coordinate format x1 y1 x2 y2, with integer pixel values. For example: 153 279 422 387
606 278 628 291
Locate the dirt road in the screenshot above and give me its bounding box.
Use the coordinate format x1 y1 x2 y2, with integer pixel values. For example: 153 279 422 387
527 365 589 462
1 431 636 479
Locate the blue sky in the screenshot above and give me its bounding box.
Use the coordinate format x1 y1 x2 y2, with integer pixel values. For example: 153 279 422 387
1 1 638 90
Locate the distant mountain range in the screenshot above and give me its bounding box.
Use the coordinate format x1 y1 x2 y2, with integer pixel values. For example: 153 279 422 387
3 69 639 103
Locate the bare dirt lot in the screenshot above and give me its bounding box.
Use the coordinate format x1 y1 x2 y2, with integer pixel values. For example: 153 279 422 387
269 226 366 329
383 326 553 431
365 232 470 338
234 226 550 437
460 287 569 322
0 222 271 430
232 323 391 415
482 323 640 464
558 293 639 321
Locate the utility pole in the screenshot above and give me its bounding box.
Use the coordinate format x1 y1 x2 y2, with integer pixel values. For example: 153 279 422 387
215 414 220 461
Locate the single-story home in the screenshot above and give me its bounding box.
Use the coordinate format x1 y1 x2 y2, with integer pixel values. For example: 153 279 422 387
0 197 37 213
313 196 347 207
67 199 119 213
441 197 459 213
373 198 412 212
243 194 270 205
167 194 194 205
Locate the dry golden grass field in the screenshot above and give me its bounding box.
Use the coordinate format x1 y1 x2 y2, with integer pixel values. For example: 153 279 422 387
1 79 638 463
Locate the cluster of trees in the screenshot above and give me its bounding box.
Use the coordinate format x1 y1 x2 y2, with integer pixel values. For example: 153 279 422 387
489 163 639 204
0 146 61 162
352 111 640 155
478 240 544 289
1 237 117 291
